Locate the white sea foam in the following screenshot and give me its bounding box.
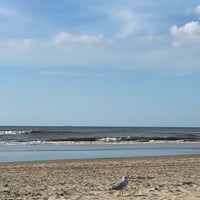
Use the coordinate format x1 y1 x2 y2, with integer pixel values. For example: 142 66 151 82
0 140 200 146
0 130 32 135
148 139 185 143
97 137 121 143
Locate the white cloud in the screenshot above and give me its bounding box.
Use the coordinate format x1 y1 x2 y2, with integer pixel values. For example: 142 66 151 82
96 2 150 39
114 10 137 38
51 32 110 46
0 30 199 69
8 38 36 49
0 1 200 72
0 32 114 67
195 5 200 15
52 32 71 44
109 8 152 38
170 21 200 46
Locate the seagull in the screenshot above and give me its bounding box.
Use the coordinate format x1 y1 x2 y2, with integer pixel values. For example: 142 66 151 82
109 176 128 196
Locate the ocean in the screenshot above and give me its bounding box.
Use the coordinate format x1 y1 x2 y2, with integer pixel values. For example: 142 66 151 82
0 126 200 162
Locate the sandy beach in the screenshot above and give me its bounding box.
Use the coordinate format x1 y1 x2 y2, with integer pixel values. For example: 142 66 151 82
0 155 200 200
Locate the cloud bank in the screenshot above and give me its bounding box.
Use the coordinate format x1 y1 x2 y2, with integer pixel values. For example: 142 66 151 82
0 30 199 69
0 3 200 70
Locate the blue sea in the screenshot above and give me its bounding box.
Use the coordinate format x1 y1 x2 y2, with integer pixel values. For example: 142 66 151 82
0 126 200 162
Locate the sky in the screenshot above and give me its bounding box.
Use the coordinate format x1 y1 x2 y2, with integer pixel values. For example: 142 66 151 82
0 0 200 127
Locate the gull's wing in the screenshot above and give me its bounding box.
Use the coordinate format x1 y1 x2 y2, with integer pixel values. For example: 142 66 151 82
111 180 128 190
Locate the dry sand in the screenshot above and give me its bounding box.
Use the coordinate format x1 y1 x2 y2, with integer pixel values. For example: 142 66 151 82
0 155 200 200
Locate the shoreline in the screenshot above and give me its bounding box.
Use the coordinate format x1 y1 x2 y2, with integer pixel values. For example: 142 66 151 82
0 154 200 199
0 153 200 165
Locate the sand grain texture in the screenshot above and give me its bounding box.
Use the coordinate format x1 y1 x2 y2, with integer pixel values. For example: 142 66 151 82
0 155 200 199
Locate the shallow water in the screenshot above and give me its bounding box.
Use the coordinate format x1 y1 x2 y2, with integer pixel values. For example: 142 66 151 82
0 142 199 162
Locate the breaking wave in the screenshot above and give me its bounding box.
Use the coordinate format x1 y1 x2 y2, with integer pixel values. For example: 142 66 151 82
0 130 32 135
49 136 200 143
0 127 200 146
0 138 200 146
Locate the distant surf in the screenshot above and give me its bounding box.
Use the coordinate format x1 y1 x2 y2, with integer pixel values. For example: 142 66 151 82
0 126 200 145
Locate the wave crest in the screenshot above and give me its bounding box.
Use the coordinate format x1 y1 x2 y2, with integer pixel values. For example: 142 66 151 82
97 137 121 143
0 130 32 135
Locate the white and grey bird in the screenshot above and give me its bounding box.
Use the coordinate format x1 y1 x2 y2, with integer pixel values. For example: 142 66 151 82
109 176 128 196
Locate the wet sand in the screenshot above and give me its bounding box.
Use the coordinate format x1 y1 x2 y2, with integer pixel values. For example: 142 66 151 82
0 155 200 200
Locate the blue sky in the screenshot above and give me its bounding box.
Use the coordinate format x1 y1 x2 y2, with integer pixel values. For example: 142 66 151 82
0 0 200 126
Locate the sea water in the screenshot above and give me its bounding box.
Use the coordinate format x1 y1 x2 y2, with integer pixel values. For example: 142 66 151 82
0 126 200 162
